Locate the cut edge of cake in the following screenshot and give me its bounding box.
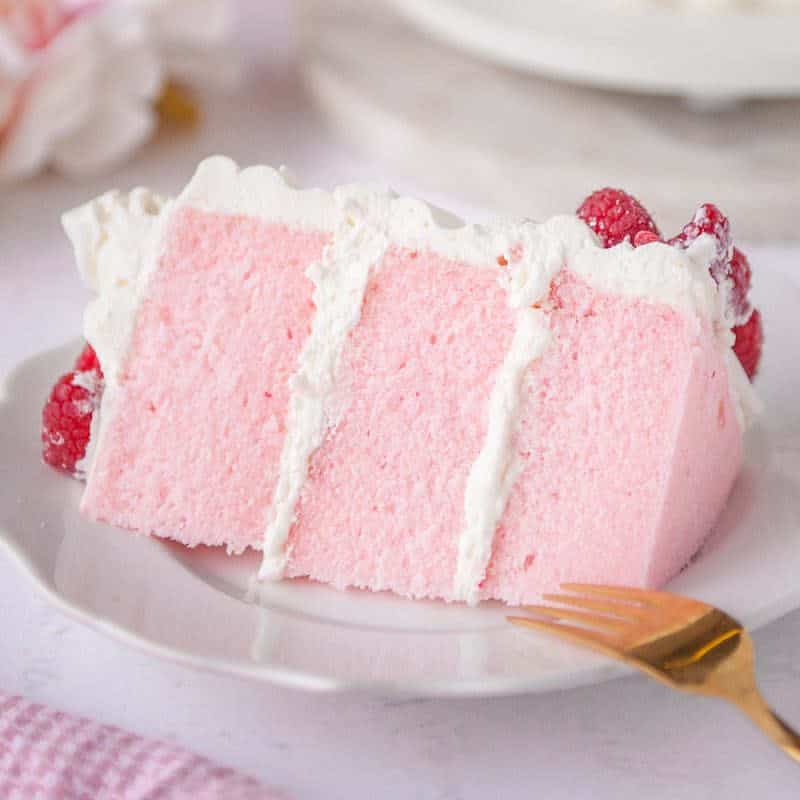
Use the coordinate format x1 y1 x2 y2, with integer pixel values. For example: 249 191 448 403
60 157 761 605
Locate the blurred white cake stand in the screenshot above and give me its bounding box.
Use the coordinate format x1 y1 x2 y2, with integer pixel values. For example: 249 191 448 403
299 0 800 241
389 0 800 100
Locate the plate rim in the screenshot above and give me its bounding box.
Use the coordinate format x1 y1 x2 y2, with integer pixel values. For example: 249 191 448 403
6 481 800 696
0 506 629 697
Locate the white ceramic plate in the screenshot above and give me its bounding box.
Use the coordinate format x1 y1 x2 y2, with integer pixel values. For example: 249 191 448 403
388 0 800 99
2 268 799 697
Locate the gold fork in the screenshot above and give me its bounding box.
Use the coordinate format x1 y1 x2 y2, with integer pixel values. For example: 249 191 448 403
508 583 800 763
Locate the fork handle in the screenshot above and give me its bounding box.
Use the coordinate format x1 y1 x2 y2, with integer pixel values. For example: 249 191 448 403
733 689 800 763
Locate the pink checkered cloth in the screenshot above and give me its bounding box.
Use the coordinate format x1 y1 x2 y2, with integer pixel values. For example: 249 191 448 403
0 692 284 799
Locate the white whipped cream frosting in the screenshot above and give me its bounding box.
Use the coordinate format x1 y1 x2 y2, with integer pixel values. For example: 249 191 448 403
455 308 551 604
258 191 393 580
63 187 170 486
64 187 170 390
63 156 758 603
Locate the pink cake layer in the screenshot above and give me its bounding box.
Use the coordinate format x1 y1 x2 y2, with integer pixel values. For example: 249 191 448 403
481 272 742 603
81 209 742 602
81 209 327 551
286 265 741 603
286 246 516 596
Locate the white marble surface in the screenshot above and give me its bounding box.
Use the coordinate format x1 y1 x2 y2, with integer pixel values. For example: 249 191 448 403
2 5 800 797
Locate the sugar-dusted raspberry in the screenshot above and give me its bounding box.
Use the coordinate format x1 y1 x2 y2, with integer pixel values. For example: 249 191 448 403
577 188 660 248
668 202 730 249
668 203 731 285
733 308 763 380
74 343 102 375
42 350 103 476
727 247 752 322
669 205 754 327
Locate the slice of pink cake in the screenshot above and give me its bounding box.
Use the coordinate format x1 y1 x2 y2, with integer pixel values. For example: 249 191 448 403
43 158 761 605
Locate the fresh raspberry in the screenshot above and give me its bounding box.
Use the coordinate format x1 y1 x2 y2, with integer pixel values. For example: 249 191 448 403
577 188 660 248
74 343 102 375
732 308 763 380
42 347 103 477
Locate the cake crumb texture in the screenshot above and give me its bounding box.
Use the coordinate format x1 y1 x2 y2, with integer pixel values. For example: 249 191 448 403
482 271 741 603
286 246 516 599
81 209 327 551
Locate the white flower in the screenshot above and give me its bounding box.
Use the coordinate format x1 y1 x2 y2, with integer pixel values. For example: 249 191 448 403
0 0 235 182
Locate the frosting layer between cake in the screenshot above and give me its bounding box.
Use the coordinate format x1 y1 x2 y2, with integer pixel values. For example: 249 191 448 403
258 193 392 580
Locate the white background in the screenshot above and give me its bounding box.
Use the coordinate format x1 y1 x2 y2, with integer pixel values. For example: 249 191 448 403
2 2 800 797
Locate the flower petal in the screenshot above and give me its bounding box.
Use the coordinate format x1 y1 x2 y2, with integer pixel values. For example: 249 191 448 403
51 97 156 174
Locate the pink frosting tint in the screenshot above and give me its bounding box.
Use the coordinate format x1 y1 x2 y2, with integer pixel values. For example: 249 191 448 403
285 247 516 599
81 210 327 551
481 271 741 603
